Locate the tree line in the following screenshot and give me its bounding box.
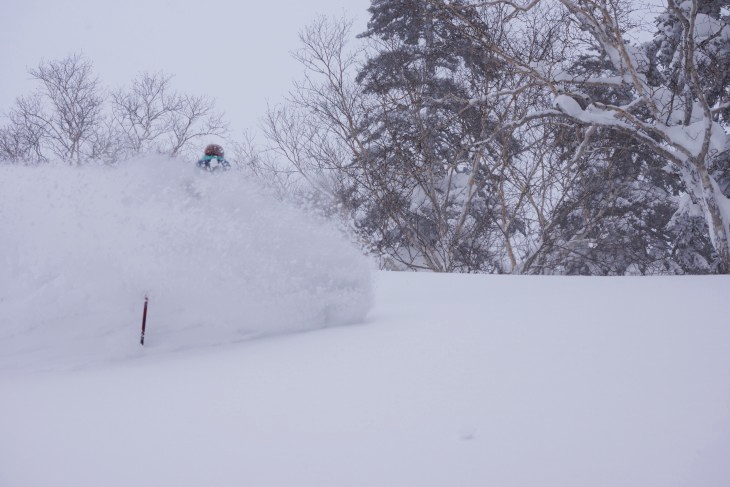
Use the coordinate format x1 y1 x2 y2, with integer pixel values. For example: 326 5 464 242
3 0 729 275
0 53 227 164
259 0 730 275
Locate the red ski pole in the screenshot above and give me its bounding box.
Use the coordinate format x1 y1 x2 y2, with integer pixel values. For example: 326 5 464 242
140 295 149 346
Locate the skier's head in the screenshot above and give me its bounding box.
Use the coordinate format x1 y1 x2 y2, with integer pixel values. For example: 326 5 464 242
204 144 224 158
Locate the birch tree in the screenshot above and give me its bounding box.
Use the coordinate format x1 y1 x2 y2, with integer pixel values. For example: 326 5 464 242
427 0 730 272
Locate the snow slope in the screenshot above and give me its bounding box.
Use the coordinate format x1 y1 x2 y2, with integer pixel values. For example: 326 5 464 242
1 271 729 487
1 158 729 486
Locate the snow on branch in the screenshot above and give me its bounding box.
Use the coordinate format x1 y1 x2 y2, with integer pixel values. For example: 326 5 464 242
466 0 540 21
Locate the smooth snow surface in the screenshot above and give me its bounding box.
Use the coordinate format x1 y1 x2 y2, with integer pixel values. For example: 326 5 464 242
1 271 729 487
0 158 372 371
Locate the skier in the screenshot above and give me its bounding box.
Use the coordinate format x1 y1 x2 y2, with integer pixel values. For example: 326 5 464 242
197 144 231 172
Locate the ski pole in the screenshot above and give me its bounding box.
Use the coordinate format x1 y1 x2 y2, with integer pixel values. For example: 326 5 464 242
140 295 149 346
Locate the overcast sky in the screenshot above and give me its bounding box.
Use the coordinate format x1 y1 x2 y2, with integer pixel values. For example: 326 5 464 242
1 0 371 138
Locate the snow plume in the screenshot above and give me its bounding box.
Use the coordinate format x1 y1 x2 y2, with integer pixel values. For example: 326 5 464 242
0 157 373 371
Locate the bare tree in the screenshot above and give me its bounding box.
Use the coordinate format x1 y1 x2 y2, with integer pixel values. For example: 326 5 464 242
167 93 228 157
28 53 106 164
262 16 371 216
111 71 179 154
1 94 47 163
1 53 231 165
112 71 228 158
0 54 110 164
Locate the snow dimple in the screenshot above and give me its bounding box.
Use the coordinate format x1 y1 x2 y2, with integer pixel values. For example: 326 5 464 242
0 157 373 371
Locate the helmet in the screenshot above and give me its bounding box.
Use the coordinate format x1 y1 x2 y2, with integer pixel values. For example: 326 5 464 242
204 144 224 157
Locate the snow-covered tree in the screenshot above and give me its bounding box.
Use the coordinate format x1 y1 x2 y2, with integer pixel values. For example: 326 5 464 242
427 0 730 273
352 0 514 271
522 50 716 274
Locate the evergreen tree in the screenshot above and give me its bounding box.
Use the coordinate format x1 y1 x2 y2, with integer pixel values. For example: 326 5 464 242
528 52 717 274
355 0 507 271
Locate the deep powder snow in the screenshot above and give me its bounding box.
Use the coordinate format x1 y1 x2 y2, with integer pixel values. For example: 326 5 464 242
0 157 372 370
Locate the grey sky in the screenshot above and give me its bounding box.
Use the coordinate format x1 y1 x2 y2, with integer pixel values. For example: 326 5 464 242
1 0 371 137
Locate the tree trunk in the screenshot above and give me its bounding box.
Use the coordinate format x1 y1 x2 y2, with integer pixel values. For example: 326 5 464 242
691 157 730 272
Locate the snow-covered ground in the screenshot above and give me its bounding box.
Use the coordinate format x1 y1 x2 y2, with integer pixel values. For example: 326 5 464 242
2 271 729 487
1 161 729 487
